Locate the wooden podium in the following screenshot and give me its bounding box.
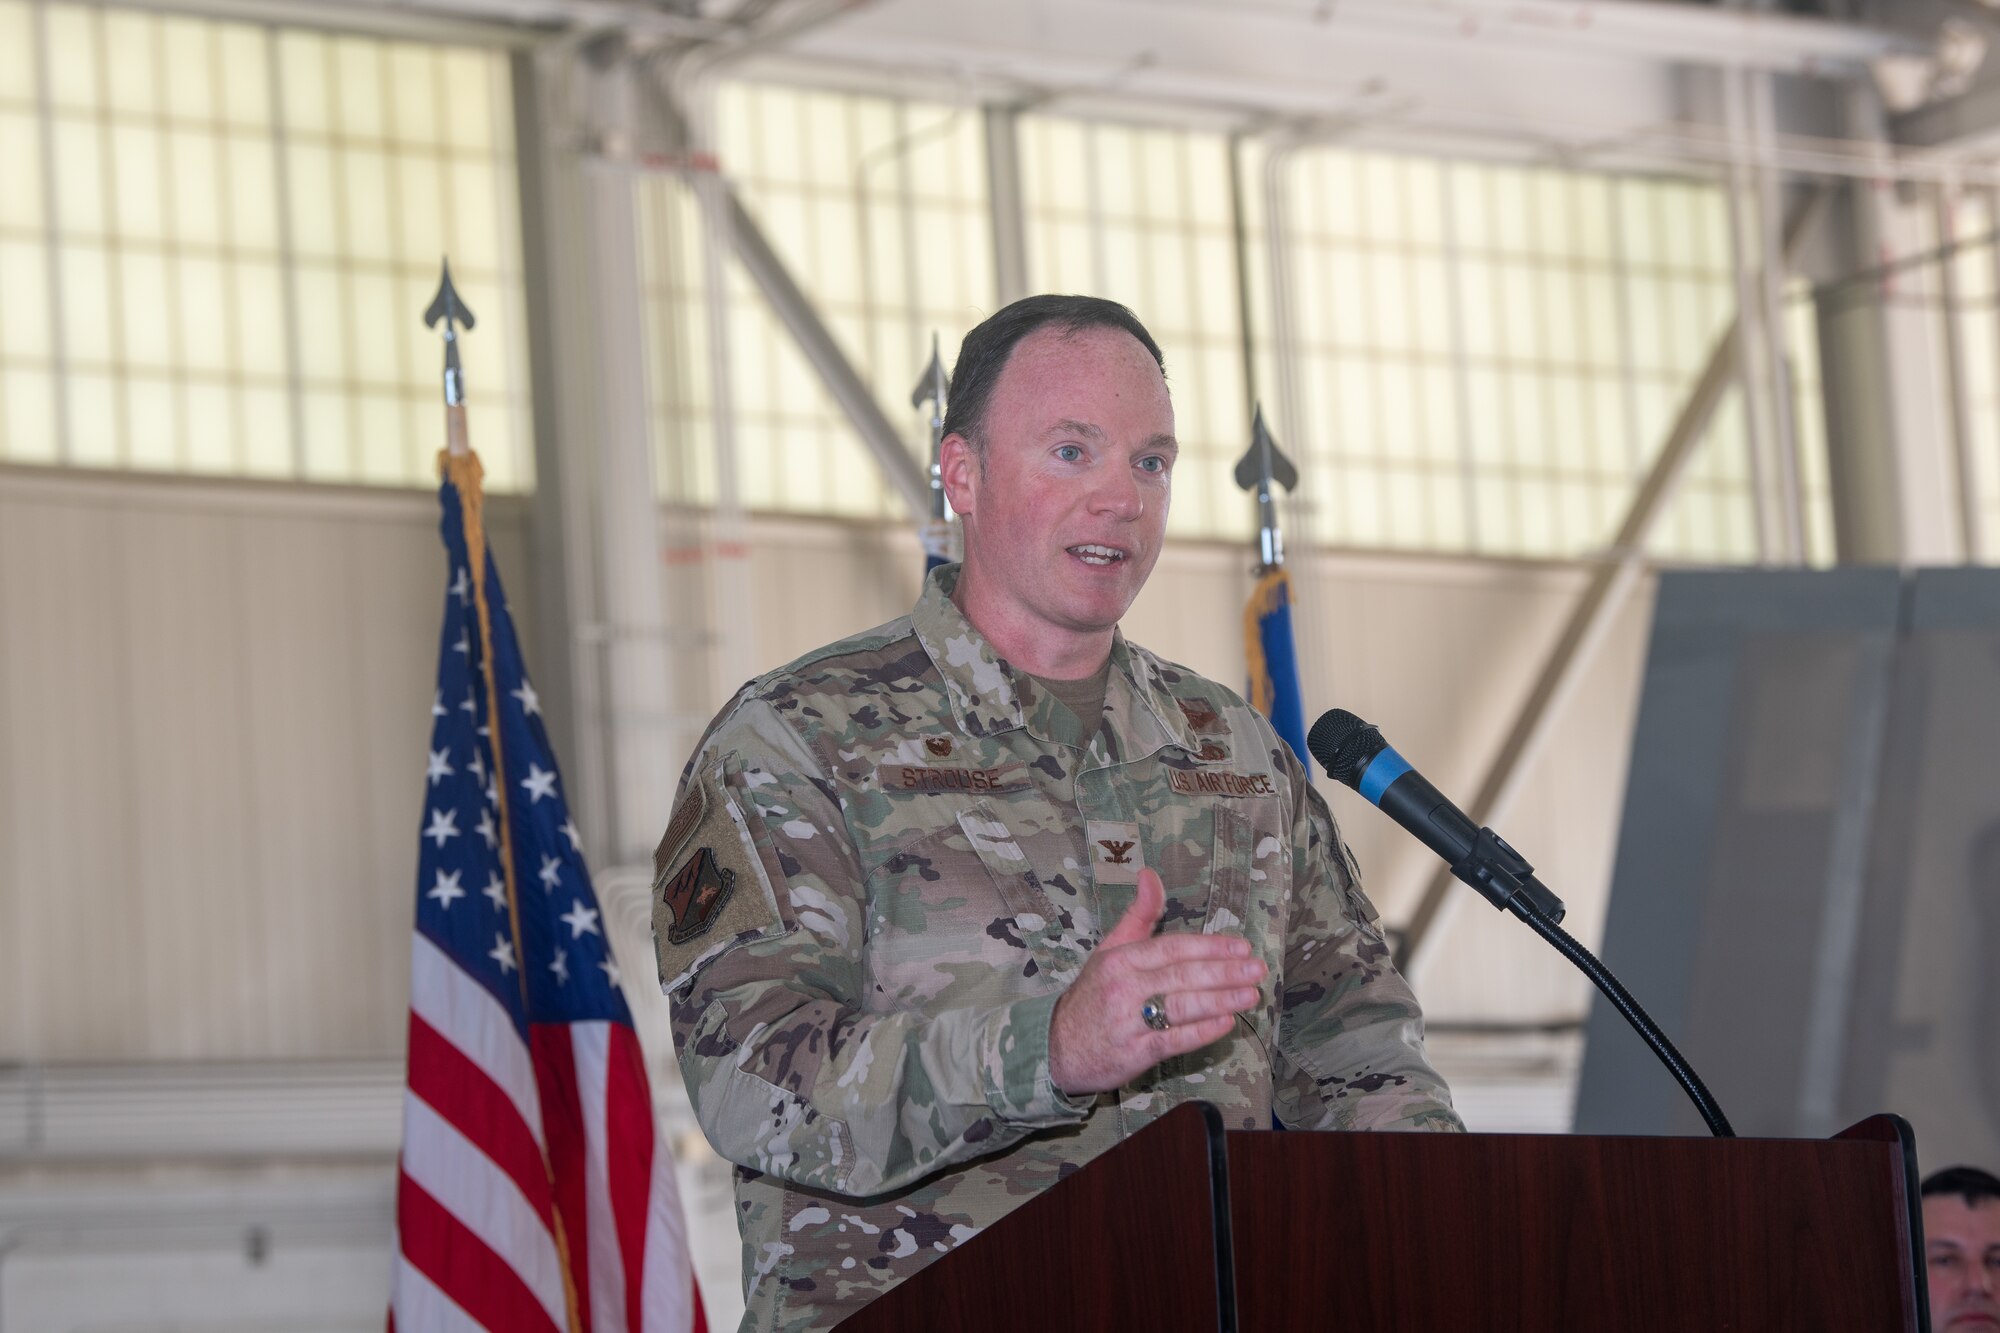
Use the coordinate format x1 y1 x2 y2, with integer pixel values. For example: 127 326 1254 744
835 1101 1928 1332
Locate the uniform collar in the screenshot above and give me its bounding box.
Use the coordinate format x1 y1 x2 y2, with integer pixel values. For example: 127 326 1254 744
912 563 1201 761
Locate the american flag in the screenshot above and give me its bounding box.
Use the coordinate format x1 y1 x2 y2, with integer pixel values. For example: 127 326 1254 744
391 464 708 1333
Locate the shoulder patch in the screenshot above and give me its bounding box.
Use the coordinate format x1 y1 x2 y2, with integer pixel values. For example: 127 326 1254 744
657 845 736 944
651 770 784 993
655 783 707 885
1176 697 1223 733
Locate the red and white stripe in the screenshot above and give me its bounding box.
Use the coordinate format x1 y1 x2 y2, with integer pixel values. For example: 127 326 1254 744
393 935 708 1333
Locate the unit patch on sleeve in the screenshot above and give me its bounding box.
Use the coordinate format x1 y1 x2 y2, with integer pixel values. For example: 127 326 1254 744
657 845 735 944
651 769 785 993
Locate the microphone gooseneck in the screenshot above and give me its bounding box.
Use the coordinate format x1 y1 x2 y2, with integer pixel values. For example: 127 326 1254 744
1308 708 1736 1139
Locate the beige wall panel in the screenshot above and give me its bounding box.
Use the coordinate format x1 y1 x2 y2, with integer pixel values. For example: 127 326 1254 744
0 468 532 1064
740 517 926 672
118 507 264 1059
236 512 409 1060
1 496 146 1060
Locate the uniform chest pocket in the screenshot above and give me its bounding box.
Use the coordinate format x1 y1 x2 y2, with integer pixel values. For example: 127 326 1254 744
1202 808 1286 988
862 797 1088 996
958 800 1095 986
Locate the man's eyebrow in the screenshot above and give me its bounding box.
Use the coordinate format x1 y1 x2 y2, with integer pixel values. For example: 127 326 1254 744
1043 419 1104 440
1143 434 1179 456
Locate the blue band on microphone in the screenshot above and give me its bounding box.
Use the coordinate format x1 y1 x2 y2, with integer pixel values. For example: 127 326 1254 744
1357 747 1412 806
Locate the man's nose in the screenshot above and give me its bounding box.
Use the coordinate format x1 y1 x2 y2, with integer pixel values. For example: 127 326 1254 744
1088 464 1144 520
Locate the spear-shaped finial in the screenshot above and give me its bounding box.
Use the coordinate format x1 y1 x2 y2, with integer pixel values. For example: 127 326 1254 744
1235 403 1299 570
423 258 477 411
911 333 949 523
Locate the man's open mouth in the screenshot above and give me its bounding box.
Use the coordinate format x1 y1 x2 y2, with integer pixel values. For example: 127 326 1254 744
1068 544 1127 566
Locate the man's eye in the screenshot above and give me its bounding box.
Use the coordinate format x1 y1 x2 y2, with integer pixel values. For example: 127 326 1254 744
1137 455 1168 474
1055 444 1084 462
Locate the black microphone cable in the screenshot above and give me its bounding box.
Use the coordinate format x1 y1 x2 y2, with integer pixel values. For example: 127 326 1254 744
1308 708 1736 1139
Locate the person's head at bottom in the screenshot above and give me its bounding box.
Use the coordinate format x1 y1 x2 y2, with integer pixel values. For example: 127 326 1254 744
1924 1166 2000 1331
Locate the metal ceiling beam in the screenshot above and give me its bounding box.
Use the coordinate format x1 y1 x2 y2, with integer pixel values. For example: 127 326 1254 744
719 186 933 517
1180 0 1932 71
635 58 933 521
36 0 739 45
1893 76 2000 150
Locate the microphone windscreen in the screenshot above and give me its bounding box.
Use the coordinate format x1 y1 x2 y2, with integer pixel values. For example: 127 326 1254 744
1306 709 1389 789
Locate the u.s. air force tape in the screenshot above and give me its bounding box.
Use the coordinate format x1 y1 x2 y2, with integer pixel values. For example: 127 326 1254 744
1167 768 1276 798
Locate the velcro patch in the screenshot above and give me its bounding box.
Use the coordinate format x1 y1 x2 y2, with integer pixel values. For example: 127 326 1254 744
651 771 783 994
1087 819 1145 886
654 783 707 885
1176 697 1223 733
877 763 1021 794
656 845 735 944
1168 769 1277 799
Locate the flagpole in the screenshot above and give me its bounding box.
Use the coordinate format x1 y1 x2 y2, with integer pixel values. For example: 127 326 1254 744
423 258 585 1333
911 331 952 573
1237 404 1310 764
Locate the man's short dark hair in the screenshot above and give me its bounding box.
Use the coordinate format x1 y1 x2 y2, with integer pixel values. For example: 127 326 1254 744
1922 1166 2000 1207
943 295 1166 454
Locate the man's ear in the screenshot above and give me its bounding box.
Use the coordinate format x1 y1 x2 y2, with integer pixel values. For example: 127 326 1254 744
940 433 978 516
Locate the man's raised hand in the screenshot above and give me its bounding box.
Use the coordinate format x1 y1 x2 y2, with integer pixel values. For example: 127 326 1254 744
1046 868 1267 1096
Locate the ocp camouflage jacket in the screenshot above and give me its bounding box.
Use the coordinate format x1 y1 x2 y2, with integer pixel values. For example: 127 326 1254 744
653 564 1461 1333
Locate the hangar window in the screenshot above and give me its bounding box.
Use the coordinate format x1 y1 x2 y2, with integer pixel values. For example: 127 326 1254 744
0 4 533 490
640 80 993 519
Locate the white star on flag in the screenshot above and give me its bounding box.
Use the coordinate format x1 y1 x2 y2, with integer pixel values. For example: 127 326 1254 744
431 691 446 719
520 764 557 804
467 749 486 784
427 868 465 909
452 630 470 656
538 854 563 892
485 776 499 807
561 818 582 852
512 680 541 716
599 956 621 986
423 808 460 848
450 566 470 604
426 748 455 785
475 808 498 849
488 935 517 974
482 873 507 910
550 948 569 985
460 691 478 716
560 900 601 939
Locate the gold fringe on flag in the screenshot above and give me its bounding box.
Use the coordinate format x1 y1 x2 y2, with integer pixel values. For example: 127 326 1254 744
1244 565 1290 719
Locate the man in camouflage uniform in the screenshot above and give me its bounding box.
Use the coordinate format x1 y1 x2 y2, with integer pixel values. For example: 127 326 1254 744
653 295 1462 1333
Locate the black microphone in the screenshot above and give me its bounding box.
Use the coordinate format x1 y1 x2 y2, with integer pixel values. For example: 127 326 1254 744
1305 706 1735 1138
1305 708 1565 923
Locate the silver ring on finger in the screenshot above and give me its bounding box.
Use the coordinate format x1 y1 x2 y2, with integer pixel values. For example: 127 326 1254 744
1140 993 1171 1032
